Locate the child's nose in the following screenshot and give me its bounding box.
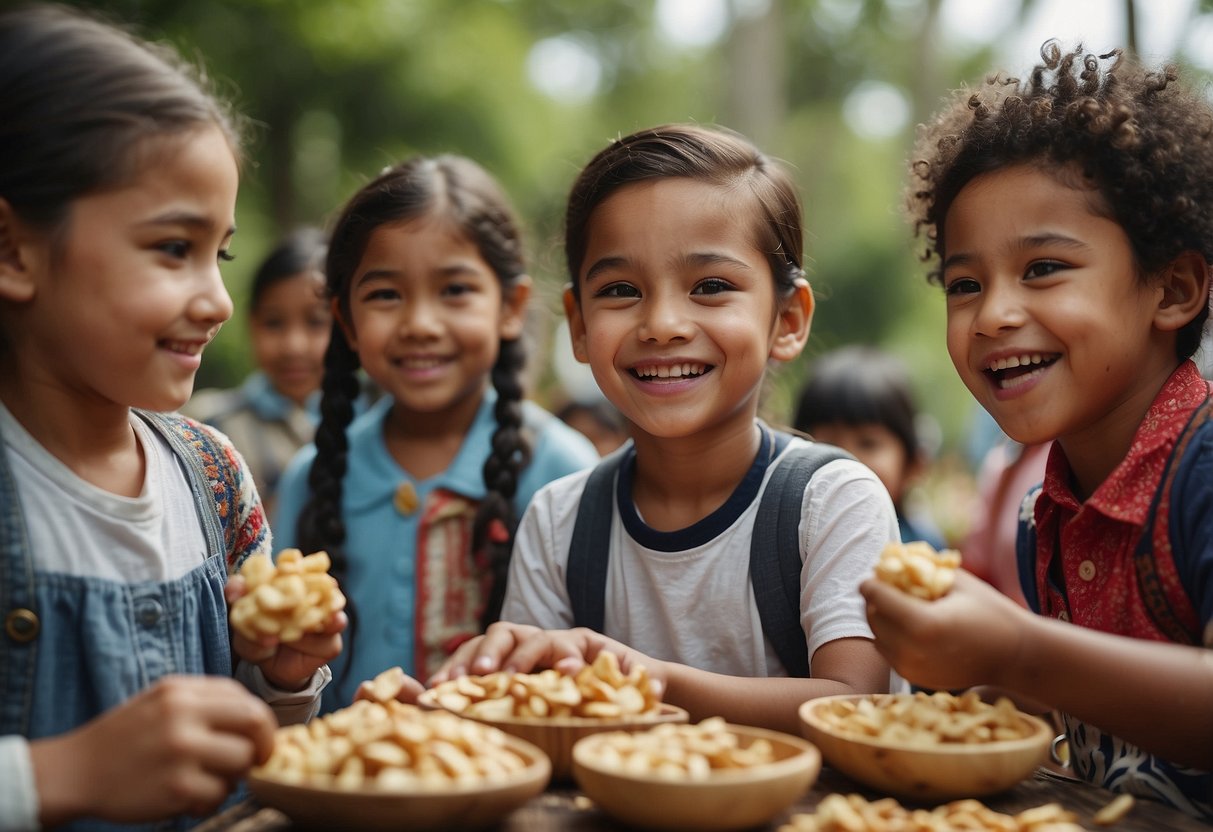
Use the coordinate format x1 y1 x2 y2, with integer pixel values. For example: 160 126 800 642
192 264 234 325
638 293 693 343
973 282 1026 336
397 299 442 338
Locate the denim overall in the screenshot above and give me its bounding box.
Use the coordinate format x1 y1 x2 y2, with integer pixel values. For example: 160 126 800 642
1 411 235 831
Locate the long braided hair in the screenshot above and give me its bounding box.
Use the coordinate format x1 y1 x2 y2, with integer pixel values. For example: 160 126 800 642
296 156 532 684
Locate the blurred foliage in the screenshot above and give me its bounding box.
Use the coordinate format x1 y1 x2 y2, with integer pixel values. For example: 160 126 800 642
69 0 1213 455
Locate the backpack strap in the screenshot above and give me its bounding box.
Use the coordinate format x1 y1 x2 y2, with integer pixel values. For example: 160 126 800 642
1134 393 1213 645
751 437 852 678
567 445 629 631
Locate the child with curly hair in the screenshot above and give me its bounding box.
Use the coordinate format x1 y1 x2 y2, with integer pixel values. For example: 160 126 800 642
862 42 1213 818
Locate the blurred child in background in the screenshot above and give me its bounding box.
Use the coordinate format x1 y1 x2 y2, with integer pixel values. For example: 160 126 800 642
0 5 340 828
555 397 629 457
793 345 946 550
273 155 597 712
186 227 331 514
863 42 1213 819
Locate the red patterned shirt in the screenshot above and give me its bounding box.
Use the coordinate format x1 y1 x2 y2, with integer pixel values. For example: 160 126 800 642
1030 361 1210 640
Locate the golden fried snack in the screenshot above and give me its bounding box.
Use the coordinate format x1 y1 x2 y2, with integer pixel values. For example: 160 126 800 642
780 793 1084 832
874 541 962 600
254 699 530 789
428 651 660 720
229 549 346 643
814 691 1035 746
578 717 775 780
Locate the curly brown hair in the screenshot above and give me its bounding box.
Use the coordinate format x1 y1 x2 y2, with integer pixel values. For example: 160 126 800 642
906 40 1213 359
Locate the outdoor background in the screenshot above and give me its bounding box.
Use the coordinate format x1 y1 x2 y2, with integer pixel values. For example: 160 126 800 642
67 0 1213 534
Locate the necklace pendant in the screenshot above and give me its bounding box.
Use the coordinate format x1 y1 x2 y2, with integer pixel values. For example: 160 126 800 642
394 481 419 516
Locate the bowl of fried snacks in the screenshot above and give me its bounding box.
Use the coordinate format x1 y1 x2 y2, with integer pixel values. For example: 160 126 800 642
229 549 346 643
418 651 689 779
571 717 821 831
798 692 1052 801
874 540 962 600
778 793 1087 832
247 699 550 832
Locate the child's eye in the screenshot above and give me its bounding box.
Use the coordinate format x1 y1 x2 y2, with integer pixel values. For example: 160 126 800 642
442 282 473 298
361 287 399 302
218 250 236 263
692 278 733 295
943 277 980 296
1024 260 1064 279
157 240 190 259
595 283 640 299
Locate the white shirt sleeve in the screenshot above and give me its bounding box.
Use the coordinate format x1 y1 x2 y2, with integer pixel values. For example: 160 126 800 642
799 457 900 665
0 736 38 832
234 662 332 726
500 473 587 628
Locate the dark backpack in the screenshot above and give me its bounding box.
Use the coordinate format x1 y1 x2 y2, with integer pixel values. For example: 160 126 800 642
565 434 852 677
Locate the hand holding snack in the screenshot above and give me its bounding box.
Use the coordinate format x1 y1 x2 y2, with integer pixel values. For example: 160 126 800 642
430 621 667 698
355 666 427 706
229 549 346 642
226 550 346 691
874 541 962 600
861 568 1030 693
428 650 661 721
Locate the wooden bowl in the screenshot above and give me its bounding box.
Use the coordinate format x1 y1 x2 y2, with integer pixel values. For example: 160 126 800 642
417 689 689 780
571 723 821 831
799 694 1052 801
247 731 549 832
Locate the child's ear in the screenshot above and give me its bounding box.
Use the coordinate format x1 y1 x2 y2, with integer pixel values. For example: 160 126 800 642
562 284 590 364
770 278 814 363
1153 251 1210 332
0 199 38 303
499 274 533 340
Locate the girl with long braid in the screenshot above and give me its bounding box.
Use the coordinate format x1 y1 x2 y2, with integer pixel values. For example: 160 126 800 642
272 155 598 713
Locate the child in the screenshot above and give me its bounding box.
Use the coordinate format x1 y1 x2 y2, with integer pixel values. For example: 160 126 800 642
186 228 333 515
272 155 599 712
0 4 342 830
793 345 947 550
433 124 898 736
555 398 630 457
861 42 1213 819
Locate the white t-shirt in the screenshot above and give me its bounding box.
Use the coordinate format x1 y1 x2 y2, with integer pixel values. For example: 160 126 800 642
501 432 899 677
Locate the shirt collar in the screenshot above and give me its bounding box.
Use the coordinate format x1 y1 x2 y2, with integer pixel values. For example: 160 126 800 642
1041 360 1210 523
240 372 319 423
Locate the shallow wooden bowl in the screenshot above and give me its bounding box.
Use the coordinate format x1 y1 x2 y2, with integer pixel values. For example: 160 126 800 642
417 689 689 780
799 694 1052 801
571 723 821 831
246 730 549 832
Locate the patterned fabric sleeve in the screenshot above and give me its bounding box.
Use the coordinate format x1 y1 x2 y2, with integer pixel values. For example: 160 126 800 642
185 418 272 573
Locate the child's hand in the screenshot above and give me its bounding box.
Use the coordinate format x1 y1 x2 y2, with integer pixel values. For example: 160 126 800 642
30 676 276 827
353 666 427 706
225 576 346 691
429 622 667 696
860 568 1029 691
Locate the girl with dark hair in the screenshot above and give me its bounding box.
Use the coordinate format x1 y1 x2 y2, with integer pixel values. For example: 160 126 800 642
0 4 341 829
186 228 334 513
863 42 1213 819
272 155 597 712
793 345 946 549
433 124 896 735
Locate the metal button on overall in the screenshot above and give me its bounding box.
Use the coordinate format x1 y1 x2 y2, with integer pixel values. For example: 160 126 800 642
4 608 39 643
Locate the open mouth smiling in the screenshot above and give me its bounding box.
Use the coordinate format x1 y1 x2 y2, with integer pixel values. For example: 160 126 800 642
983 352 1060 390
630 362 711 381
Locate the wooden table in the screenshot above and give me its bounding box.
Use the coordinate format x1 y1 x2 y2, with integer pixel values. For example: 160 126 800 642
195 765 1211 831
